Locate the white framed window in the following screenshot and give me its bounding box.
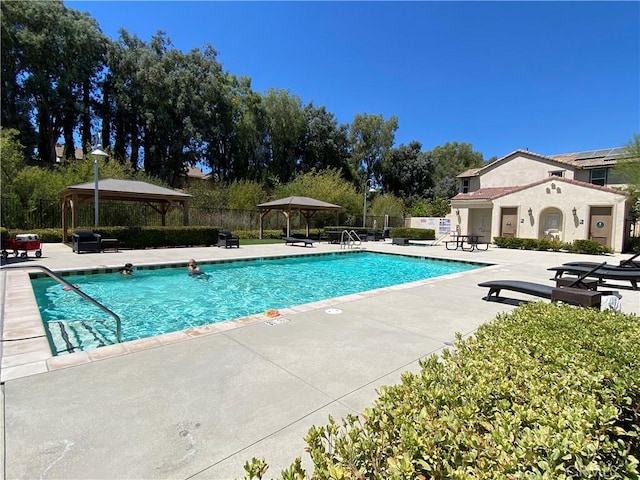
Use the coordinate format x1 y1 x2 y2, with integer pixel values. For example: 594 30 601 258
590 168 607 186
461 178 469 193
549 170 564 177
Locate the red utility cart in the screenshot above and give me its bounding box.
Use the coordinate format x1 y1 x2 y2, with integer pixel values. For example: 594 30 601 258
2 233 42 259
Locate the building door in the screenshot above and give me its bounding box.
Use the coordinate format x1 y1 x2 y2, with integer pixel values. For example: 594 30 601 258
589 207 613 247
500 208 518 237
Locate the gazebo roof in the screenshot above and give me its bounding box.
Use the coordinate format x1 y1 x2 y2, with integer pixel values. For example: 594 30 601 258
61 178 191 201
257 196 340 211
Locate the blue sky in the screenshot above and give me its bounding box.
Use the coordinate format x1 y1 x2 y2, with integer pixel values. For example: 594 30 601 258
70 1 639 160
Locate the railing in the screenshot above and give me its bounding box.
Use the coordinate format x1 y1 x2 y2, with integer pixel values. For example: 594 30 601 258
340 230 362 249
0 264 122 343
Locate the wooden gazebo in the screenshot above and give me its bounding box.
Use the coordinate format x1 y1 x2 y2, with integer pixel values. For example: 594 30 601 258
61 179 191 241
257 196 341 239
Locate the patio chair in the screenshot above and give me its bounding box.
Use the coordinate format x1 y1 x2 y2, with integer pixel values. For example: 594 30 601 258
217 230 240 248
72 230 102 254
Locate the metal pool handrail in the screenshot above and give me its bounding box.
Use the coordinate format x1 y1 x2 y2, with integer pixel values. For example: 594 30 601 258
1 264 122 343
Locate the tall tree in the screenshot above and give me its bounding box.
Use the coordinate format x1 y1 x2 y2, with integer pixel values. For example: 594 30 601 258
380 141 434 199
298 104 350 175
0 2 36 156
429 142 485 199
263 89 306 183
1 0 107 163
348 113 398 186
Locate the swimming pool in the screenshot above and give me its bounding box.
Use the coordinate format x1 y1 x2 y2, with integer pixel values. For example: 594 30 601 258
31 251 484 355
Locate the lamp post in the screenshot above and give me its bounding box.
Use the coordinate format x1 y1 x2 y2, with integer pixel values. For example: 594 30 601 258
91 145 109 227
363 178 375 227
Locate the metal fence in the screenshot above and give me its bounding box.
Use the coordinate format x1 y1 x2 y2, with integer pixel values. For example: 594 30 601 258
1 196 404 231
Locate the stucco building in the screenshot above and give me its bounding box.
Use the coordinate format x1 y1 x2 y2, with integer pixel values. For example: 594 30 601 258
451 147 632 252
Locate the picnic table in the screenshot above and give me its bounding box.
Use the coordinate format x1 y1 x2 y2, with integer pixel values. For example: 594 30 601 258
445 234 487 252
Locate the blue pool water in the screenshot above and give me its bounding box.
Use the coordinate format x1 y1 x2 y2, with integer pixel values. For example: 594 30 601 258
31 252 483 354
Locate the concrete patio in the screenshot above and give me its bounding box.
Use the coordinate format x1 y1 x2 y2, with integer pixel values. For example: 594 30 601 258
1 241 638 479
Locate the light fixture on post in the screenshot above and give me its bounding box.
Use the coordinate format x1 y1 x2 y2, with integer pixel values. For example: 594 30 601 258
91 145 109 227
572 207 577 216
528 207 533 216
362 178 375 227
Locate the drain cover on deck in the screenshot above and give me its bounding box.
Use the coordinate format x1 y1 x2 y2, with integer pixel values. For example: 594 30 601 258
325 308 342 315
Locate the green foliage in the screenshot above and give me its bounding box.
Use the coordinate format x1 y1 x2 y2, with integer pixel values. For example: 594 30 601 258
429 142 485 199
1 0 107 163
227 180 269 210
380 141 434 198
368 194 405 219
246 303 640 479
389 227 435 240
493 237 613 254
613 133 640 223
0 129 25 195
274 169 361 217
349 113 398 185
626 236 640 253
565 239 615 255
408 197 451 218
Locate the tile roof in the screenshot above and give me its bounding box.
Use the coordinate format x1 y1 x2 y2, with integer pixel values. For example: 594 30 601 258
452 176 628 202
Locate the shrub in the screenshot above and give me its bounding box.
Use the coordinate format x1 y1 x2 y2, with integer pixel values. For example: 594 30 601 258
493 236 614 254
244 303 640 479
388 227 435 240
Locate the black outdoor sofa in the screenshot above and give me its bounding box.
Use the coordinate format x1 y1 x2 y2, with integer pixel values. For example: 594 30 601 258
217 230 240 248
72 230 102 254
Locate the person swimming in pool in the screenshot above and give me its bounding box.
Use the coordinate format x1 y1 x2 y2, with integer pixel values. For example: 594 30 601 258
120 263 134 275
187 259 208 278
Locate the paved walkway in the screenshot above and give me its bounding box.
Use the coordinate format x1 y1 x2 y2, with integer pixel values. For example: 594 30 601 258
1 241 638 479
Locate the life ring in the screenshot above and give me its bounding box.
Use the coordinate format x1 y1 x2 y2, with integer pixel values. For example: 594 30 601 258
264 309 280 318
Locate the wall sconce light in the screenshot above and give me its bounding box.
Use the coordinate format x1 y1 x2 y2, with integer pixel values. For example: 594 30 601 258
528 207 532 216
572 207 577 216
455 209 460 216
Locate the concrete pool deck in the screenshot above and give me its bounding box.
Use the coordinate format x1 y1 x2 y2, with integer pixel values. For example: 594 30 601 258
1 241 638 479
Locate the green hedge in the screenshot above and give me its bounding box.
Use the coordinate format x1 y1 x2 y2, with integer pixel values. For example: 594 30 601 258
388 227 435 240
1 227 287 247
493 236 614 254
244 303 640 479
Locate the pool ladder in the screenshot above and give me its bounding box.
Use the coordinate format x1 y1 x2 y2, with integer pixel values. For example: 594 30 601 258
340 230 362 249
0 264 122 343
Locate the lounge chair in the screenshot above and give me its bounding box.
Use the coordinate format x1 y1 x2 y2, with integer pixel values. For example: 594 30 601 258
282 233 315 247
217 230 240 248
548 262 639 290
479 263 612 308
562 252 640 270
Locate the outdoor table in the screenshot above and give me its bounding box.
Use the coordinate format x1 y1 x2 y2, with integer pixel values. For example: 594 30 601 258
325 231 343 244
445 234 484 251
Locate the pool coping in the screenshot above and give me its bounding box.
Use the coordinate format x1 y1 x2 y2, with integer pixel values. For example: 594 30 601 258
1 249 491 382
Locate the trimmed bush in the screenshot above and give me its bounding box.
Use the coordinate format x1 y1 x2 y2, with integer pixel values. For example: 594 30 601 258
388 227 435 240
245 303 640 479
493 236 614 254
